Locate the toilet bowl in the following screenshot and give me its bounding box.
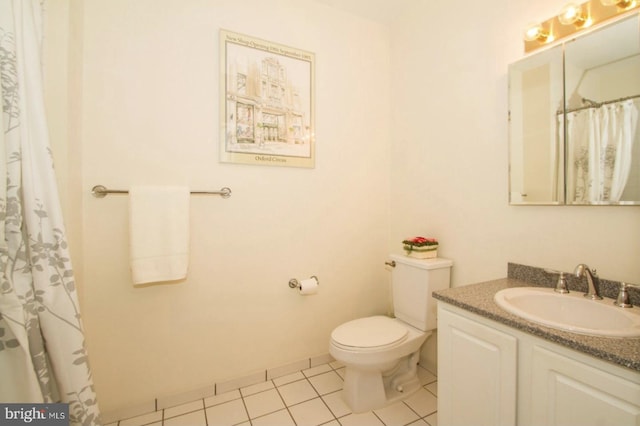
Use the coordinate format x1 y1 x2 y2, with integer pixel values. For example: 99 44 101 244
329 255 452 413
329 316 430 413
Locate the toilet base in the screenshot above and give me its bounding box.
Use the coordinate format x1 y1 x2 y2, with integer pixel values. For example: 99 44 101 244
341 350 422 413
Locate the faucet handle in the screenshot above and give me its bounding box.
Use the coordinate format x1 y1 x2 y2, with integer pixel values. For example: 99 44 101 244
554 272 569 294
544 269 570 294
615 282 638 308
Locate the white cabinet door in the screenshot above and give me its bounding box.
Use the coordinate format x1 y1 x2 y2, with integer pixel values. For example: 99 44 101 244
531 345 640 426
438 305 518 426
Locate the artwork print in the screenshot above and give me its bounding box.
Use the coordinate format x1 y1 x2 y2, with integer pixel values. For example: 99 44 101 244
220 30 315 168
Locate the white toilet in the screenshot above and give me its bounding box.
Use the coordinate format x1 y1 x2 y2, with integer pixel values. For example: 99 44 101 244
329 254 452 413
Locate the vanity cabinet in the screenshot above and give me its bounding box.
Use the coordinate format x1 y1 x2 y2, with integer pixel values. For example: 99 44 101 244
530 345 640 425
438 305 517 426
438 303 640 426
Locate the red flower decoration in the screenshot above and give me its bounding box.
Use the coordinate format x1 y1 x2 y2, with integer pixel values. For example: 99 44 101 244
402 236 438 247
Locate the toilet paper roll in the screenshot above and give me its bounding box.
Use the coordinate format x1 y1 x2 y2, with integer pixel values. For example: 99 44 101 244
299 277 319 295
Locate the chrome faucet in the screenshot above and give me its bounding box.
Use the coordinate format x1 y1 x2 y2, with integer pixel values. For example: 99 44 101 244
574 264 603 300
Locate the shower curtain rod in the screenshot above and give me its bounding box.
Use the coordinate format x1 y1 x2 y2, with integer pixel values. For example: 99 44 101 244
91 185 232 199
558 94 640 114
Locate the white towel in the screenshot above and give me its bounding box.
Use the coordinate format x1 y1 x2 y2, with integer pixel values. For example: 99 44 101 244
129 186 190 285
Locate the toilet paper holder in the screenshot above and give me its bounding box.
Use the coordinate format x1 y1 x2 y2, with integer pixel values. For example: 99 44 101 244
289 276 319 289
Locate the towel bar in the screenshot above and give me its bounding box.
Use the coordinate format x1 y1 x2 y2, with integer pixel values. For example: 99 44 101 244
91 185 232 199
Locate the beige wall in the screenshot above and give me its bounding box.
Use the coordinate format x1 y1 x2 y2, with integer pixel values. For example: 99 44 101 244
46 0 392 414
43 0 640 417
44 0 85 291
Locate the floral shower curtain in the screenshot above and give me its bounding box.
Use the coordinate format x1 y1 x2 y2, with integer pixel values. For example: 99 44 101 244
0 0 100 424
567 99 639 203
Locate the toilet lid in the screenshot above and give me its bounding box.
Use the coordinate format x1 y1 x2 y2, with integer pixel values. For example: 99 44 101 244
331 316 408 349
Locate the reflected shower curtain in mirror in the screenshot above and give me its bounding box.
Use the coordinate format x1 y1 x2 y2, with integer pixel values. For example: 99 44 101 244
0 1 101 424
567 99 639 203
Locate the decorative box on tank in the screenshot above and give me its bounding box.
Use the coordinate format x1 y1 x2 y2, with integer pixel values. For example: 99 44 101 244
402 236 438 259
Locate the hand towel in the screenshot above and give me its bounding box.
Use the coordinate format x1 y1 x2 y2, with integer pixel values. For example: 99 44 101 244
129 186 190 285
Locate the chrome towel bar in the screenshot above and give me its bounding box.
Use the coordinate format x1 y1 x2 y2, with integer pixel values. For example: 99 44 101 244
91 185 232 199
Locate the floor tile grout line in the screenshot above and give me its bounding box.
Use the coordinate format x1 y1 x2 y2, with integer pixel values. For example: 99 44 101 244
311 382 338 421
237 391 253 426
305 372 344 422
314 370 356 423
274 375 309 391
242 373 325 411
371 409 387 425
238 377 311 423
271 371 345 425
304 375 324 399
201 398 209 426
271 378 298 425
161 399 207 423
401 399 423 424
205 390 245 410
316 389 342 424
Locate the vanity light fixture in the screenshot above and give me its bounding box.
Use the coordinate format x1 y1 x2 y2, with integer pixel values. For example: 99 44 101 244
558 2 591 27
524 0 639 52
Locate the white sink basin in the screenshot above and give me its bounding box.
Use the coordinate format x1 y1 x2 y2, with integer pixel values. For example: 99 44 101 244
494 287 640 337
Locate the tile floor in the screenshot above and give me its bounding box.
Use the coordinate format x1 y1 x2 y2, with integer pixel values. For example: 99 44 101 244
105 361 438 426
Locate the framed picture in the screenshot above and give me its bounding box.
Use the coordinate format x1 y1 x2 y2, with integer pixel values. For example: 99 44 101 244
219 30 315 168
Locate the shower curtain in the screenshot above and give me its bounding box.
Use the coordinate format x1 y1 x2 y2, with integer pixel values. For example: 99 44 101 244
0 1 100 424
567 99 639 203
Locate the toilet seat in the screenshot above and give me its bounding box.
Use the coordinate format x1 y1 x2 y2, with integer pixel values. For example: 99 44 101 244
331 316 408 351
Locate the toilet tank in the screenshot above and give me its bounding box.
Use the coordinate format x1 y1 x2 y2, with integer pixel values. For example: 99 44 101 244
389 254 452 331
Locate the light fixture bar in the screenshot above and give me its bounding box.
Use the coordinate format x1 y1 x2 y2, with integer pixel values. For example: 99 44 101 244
524 0 639 53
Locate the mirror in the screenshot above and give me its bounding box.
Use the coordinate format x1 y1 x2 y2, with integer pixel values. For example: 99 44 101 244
509 14 640 205
564 15 640 204
509 46 564 204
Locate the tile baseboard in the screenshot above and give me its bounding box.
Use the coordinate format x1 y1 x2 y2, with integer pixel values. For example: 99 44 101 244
266 358 310 380
156 384 215 411
102 400 156 425
310 353 333 367
101 353 334 424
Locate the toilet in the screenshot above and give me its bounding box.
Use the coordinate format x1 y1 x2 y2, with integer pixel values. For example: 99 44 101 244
329 254 452 413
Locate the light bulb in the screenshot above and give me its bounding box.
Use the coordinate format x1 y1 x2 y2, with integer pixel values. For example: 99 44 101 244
523 23 551 42
558 2 591 27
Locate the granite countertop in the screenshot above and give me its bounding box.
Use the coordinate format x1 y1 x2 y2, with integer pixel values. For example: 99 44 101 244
433 277 640 372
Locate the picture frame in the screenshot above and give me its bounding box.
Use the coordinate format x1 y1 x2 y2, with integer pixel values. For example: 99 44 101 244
219 29 315 168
